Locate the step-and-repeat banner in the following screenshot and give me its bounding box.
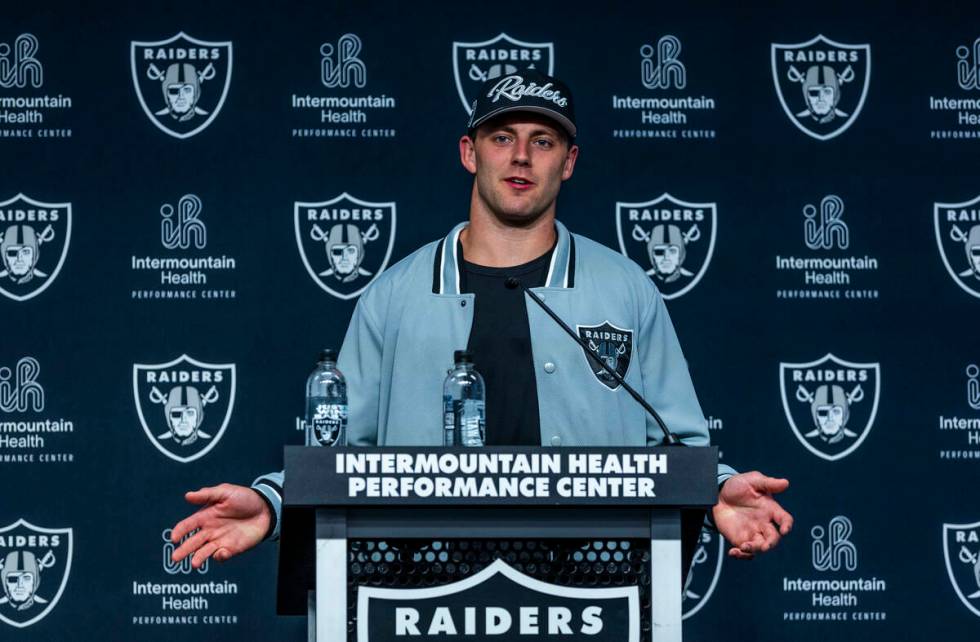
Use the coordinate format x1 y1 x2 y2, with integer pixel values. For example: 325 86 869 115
2 1 979 640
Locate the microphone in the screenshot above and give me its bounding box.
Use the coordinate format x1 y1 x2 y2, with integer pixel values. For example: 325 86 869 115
505 277 682 446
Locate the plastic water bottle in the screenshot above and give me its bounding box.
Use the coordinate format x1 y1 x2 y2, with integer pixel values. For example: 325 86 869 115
305 349 347 446
443 350 485 447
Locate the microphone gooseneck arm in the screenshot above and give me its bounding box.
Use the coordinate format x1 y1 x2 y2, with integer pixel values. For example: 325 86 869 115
505 277 681 446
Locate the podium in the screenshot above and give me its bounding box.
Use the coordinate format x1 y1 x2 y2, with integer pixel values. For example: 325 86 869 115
277 446 718 642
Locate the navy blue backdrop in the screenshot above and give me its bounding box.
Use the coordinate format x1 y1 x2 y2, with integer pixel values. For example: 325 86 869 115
2 0 980 640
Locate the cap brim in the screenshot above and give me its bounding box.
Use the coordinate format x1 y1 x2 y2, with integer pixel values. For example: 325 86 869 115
469 105 577 138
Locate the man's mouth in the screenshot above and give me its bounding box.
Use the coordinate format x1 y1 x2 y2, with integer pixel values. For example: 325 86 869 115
504 177 535 190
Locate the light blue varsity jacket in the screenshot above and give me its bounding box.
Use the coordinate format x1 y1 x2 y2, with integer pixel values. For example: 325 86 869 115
252 221 736 538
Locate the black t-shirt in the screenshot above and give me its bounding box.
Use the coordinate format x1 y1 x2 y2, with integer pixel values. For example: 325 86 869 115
459 241 554 446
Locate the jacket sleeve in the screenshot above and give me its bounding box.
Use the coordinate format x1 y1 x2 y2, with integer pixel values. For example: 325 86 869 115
249 295 385 541
635 274 737 487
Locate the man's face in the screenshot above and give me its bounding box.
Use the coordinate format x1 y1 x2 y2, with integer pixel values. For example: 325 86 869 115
5 571 35 602
4 245 35 276
168 405 199 438
329 243 360 275
970 244 980 274
806 84 836 117
460 113 578 225
815 403 845 437
167 83 196 114
652 244 681 275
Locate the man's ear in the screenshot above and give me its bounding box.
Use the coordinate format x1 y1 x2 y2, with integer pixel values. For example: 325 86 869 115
561 143 579 181
459 135 477 175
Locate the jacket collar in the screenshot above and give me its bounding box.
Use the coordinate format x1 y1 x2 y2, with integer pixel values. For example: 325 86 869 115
432 220 575 294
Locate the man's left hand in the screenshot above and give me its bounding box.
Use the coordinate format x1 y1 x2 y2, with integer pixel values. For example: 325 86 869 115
711 471 793 560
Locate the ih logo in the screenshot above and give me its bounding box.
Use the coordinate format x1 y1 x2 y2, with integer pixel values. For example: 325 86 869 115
357 559 638 641
0 519 72 629
130 32 232 139
0 194 71 302
162 528 207 575
958 38 980 90
968 364 980 410
641 36 685 90
804 195 849 250
161 194 206 250
811 515 858 571
683 529 723 620
934 194 980 298
321 33 367 88
780 353 880 461
294 193 396 300
452 33 554 113
133 354 236 463
771 35 870 140
576 321 634 391
944 521 980 618
0 34 42 88
616 194 717 299
0 357 44 412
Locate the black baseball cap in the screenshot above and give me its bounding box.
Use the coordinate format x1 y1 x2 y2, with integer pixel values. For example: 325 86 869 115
467 69 577 139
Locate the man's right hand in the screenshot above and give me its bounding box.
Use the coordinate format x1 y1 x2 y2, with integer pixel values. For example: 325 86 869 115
170 483 272 569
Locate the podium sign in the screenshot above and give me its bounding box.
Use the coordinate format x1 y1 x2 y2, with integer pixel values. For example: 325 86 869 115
279 446 718 642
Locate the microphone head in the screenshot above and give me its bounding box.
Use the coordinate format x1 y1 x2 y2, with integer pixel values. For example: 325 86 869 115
504 277 521 290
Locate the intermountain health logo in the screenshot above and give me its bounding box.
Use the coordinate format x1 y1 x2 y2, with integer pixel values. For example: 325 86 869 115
936 363 980 461
453 34 554 113
615 193 716 299
775 194 880 300
0 194 71 302
928 38 980 139
780 354 880 461
611 36 719 140
0 356 75 464
935 194 980 298
771 35 870 140
133 354 236 463
0 519 72 628
0 33 73 139
294 193 396 300
131 32 232 139
291 33 398 139
357 558 638 641
129 194 238 300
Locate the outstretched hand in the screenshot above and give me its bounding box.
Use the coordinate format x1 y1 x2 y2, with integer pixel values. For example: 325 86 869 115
711 471 793 560
170 483 272 569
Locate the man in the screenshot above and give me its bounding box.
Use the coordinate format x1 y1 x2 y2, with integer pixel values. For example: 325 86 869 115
170 70 792 570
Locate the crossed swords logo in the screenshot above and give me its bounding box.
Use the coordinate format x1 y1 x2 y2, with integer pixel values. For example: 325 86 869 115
957 544 980 598
786 64 855 118
631 222 700 277
310 222 379 278
146 62 215 117
147 385 219 441
795 382 864 439
949 224 980 277
0 550 55 606
0 224 55 280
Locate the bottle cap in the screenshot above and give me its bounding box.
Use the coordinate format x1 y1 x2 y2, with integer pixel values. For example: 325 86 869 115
453 350 474 364
319 349 338 363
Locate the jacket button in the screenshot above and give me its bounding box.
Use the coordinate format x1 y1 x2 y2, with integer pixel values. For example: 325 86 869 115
550 435 562 446
544 362 556 373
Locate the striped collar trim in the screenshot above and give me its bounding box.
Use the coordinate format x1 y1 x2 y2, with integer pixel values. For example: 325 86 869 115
432 221 575 294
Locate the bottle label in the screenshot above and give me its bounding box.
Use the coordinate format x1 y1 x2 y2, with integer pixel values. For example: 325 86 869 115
457 399 485 447
308 397 347 446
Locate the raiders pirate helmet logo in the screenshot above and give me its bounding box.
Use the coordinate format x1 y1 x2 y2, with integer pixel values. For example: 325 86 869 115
576 321 634 390
133 354 236 463
131 32 233 139
943 521 980 618
452 33 554 113
0 519 72 629
0 195 71 302
294 193 396 300
935 194 980 299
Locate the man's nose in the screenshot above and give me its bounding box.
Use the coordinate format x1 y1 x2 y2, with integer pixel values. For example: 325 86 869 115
511 137 531 165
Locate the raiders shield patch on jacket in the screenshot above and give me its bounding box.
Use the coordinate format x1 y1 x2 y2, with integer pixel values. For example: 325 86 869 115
577 321 634 390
